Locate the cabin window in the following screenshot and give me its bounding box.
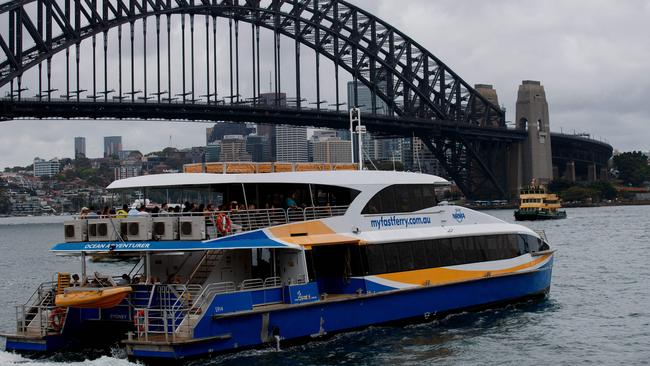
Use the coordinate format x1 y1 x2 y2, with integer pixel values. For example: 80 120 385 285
366 244 387 274
361 234 536 276
362 184 438 214
383 243 401 273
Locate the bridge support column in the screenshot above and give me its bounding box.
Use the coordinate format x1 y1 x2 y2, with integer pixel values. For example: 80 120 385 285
587 164 597 182
564 161 576 182
516 80 553 186
600 167 609 182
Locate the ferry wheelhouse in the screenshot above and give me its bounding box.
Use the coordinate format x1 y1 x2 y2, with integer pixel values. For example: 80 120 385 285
3 170 554 362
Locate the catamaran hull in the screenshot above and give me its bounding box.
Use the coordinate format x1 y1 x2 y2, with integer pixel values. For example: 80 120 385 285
127 261 553 361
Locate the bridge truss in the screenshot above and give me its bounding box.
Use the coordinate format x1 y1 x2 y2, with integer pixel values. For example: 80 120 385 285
0 0 511 199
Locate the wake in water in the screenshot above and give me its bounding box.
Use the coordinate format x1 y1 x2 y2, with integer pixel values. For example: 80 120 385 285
0 351 139 366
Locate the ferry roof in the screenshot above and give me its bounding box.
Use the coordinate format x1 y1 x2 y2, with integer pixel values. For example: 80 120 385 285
106 171 449 190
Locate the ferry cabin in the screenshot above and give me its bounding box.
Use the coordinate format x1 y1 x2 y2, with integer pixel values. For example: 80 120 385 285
3 171 554 361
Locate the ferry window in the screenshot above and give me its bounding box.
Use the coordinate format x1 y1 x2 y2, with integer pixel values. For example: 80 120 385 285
362 184 438 214
425 240 441 268
463 237 485 263
398 243 415 271
366 244 386 275
526 235 541 253
437 239 454 266
516 235 528 255
483 235 500 261
412 241 429 269
450 238 466 265
383 243 401 273
503 235 520 258
364 185 397 214
312 185 361 207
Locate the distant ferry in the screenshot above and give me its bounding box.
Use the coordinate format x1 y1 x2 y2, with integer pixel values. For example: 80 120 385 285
514 185 567 221
2 170 554 362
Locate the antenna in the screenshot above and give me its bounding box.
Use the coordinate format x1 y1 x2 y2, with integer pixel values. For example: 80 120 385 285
269 72 272 93
169 135 172 147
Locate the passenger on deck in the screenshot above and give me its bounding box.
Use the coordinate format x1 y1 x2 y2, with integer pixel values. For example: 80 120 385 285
101 206 110 218
285 191 299 209
115 204 128 218
137 205 150 216
159 203 169 216
182 201 191 213
128 204 140 216
87 206 99 218
79 207 90 219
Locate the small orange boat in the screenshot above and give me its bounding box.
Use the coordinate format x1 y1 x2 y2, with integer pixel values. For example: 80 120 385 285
55 286 132 308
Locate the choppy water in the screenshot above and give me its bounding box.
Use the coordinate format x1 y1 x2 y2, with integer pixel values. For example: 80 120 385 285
1 206 650 365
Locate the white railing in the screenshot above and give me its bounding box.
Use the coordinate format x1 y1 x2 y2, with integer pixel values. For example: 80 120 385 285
66 205 350 242
133 276 289 341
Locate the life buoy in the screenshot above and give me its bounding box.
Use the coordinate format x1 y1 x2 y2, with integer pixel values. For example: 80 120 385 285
216 213 232 234
49 307 66 332
134 309 146 335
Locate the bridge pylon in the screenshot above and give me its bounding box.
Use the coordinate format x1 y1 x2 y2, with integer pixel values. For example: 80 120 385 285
514 80 553 190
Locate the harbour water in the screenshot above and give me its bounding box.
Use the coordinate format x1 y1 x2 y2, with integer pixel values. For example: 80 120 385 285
1 206 649 365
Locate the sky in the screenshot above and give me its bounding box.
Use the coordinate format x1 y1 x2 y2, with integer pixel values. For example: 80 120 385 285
1 0 649 168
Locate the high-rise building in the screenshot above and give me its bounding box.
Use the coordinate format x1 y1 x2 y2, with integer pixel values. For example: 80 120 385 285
74 137 86 159
276 126 308 163
256 93 287 162
114 164 142 180
33 158 60 177
347 81 387 114
313 139 352 163
206 123 254 145
104 136 123 158
412 137 445 176
246 135 271 162
205 144 220 163
219 135 252 162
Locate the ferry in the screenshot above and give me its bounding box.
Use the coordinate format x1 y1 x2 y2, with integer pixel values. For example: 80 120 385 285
2 170 554 362
514 185 567 221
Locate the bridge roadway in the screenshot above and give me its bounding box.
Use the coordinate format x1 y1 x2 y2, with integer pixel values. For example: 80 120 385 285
0 98 525 141
0 98 612 185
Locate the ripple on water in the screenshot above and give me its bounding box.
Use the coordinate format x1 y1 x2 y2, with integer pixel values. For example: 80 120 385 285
1 206 650 365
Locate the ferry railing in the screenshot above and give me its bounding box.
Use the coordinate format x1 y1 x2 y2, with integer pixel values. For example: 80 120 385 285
132 276 294 341
66 206 350 242
15 281 63 336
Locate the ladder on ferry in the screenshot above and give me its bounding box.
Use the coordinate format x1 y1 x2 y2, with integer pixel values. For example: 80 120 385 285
187 250 224 285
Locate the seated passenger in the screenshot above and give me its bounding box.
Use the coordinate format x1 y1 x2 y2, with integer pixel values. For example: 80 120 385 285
87 206 99 218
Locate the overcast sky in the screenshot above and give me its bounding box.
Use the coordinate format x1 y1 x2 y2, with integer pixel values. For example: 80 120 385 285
1 0 649 168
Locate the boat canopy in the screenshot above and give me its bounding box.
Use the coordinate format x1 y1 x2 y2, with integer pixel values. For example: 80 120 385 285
51 230 302 254
106 171 449 190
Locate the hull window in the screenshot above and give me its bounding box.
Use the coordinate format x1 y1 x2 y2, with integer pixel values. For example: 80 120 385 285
365 234 543 275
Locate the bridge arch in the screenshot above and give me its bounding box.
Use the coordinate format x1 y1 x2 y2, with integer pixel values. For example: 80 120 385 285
0 0 503 127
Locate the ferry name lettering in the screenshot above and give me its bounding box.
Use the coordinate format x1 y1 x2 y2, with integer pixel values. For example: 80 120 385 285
83 242 151 250
369 216 431 230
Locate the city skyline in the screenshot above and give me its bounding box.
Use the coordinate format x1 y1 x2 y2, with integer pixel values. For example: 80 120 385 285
0 0 648 168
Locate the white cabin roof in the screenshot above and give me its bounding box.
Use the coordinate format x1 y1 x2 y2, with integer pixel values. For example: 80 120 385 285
107 171 449 190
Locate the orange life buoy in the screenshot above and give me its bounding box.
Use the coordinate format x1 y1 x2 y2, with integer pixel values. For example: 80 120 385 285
216 213 232 234
134 309 146 335
49 307 66 332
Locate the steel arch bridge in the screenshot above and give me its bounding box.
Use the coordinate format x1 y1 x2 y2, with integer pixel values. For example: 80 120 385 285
0 0 515 199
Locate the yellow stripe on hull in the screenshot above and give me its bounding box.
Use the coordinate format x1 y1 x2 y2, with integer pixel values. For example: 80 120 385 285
374 254 552 287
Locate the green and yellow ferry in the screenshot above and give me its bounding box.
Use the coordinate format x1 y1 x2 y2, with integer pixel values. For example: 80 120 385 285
514 186 567 221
